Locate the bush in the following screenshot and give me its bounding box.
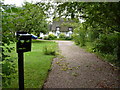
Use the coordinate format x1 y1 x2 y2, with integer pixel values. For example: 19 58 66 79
2 46 17 87
38 37 42 39
72 34 80 45
59 33 66 39
103 54 117 63
93 33 118 54
2 58 16 87
65 36 72 40
43 45 57 56
44 34 56 40
44 36 49 40
54 36 57 38
93 33 120 67
73 27 86 46
48 34 56 40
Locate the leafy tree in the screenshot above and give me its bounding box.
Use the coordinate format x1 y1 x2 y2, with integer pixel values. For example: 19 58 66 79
73 23 86 46
56 2 120 66
2 3 18 86
13 2 49 36
1 1 51 86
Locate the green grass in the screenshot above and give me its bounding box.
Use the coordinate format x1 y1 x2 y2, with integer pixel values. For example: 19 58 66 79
7 40 58 88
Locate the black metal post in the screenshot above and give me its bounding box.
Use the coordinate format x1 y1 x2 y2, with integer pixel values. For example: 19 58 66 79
18 52 24 90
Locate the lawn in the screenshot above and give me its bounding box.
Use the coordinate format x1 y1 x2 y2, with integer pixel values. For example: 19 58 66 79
7 40 58 88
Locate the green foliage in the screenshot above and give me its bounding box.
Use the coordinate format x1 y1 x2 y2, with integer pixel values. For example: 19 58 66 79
2 3 17 86
65 36 73 40
2 44 17 87
2 1 51 87
43 45 57 56
48 34 56 40
103 54 117 64
44 36 49 40
86 28 100 42
56 2 120 67
2 57 17 87
44 34 57 40
93 33 118 54
38 37 42 39
59 33 66 39
73 24 86 46
13 2 49 34
43 41 58 55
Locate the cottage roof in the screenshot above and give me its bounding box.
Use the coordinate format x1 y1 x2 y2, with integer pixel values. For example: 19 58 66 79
51 19 74 32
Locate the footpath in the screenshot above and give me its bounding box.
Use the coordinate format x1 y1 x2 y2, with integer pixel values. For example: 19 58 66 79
44 41 119 88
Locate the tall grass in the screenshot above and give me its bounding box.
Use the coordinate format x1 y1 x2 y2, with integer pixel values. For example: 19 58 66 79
43 45 57 56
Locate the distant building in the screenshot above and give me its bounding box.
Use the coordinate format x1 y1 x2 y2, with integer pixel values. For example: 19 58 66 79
40 18 74 38
50 18 74 38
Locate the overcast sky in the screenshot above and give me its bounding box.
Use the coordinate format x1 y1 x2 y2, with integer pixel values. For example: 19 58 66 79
4 0 118 23
4 0 120 7
4 0 49 6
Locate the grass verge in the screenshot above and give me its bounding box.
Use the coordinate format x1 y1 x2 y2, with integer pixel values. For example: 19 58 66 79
79 42 119 68
6 40 58 88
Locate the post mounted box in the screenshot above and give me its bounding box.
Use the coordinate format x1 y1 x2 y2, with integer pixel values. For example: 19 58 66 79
16 32 32 53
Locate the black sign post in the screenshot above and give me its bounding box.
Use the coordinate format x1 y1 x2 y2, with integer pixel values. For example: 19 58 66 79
16 31 32 90
18 52 24 90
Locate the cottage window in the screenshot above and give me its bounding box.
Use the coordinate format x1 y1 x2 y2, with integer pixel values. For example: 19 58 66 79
56 27 60 31
68 27 73 31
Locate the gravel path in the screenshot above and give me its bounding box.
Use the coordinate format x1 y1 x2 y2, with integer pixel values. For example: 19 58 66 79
43 41 120 88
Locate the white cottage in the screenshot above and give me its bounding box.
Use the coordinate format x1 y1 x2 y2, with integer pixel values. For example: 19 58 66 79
50 19 74 38
39 18 74 38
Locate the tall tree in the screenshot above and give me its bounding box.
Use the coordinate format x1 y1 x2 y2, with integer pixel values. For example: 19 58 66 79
13 2 50 36
1 1 51 86
56 2 120 66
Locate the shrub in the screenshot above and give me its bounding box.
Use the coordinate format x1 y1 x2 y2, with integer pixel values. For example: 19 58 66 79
93 33 120 67
44 36 49 40
54 36 57 38
43 45 57 56
72 34 80 45
93 33 118 54
59 33 66 39
2 46 17 87
38 37 42 39
2 58 16 87
48 34 56 40
73 27 86 46
65 36 72 40
103 54 117 63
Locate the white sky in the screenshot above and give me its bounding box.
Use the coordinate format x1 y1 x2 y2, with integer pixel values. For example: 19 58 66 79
4 0 50 7
3 0 56 23
3 0 85 23
4 0 120 6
